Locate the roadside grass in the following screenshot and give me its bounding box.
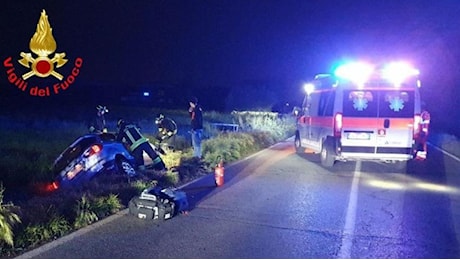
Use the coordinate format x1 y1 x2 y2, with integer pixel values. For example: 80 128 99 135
0 108 294 258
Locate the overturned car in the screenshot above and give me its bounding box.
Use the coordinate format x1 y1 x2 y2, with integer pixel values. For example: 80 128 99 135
52 132 138 189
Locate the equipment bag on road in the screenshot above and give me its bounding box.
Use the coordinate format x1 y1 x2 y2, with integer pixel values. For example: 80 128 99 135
128 186 188 220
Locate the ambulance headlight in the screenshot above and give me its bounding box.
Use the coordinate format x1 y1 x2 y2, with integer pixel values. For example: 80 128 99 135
381 62 420 87
303 83 315 95
334 62 374 87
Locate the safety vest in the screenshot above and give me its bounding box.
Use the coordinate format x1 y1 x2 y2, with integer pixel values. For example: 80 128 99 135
122 124 148 151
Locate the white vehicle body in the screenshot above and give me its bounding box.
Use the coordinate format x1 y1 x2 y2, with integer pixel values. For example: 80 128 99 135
295 61 427 167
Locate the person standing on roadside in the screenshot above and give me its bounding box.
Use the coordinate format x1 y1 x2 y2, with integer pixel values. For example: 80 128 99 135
188 97 203 159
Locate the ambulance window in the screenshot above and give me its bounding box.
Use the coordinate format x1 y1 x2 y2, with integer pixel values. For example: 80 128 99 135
379 91 414 118
342 90 378 117
318 90 335 116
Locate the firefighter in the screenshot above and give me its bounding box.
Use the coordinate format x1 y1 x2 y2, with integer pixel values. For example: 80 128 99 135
116 119 166 171
89 105 108 133
154 114 177 143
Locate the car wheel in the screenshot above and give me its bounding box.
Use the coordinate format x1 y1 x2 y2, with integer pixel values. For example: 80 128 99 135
116 158 137 177
320 139 335 167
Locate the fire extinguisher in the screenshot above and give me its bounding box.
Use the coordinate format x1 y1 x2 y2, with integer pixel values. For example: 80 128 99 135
214 156 224 187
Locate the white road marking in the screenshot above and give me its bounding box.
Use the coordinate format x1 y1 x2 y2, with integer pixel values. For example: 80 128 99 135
428 142 460 163
337 160 362 259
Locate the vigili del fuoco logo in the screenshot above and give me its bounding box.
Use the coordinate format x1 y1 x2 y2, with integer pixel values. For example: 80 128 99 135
3 9 83 97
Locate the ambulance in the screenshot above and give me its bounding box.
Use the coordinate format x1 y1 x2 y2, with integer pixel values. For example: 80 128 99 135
294 61 429 168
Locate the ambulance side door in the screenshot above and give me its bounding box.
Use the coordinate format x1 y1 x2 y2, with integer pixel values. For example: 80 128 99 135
298 94 312 146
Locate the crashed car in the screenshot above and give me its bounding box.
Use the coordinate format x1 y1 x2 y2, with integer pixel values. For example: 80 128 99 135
51 132 137 189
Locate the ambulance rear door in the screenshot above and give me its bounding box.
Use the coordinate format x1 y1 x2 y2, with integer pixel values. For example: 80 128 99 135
341 89 415 159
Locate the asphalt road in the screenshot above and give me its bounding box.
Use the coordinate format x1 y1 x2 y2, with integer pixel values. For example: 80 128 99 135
18 139 460 258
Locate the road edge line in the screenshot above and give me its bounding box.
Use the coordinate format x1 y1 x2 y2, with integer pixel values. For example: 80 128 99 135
337 160 362 259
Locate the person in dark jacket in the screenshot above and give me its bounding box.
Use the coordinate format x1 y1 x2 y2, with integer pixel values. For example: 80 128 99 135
116 119 165 171
188 97 203 158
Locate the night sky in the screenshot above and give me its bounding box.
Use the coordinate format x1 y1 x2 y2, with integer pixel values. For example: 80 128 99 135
1 1 460 133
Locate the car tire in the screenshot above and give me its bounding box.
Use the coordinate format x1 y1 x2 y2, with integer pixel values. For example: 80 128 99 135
116 158 137 177
320 139 335 167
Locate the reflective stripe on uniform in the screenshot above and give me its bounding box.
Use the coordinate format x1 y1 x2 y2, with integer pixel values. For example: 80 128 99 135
129 137 148 151
152 156 162 165
124 125 148 151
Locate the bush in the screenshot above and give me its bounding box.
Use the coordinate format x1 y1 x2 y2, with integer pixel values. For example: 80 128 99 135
91 194 122 219
162 170 180 186
130 180 158 194
73 195 98 229
16 223 49 248
231 111 296 141
16 216 71 249
159 150 183 170
0 184 21 247
47 216 71 239
202 131 275 165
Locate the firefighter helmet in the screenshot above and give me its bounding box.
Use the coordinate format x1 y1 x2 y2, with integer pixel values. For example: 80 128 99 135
155 114 164 125
117 118 125 128
96 105 109 114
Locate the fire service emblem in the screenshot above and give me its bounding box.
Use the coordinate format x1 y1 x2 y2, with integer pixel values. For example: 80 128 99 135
3 9 83 97
19 10 68 80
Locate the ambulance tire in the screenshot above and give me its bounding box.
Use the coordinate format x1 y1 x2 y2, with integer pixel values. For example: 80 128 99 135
320 139 335 167
294 132 303 153
393 161 407 172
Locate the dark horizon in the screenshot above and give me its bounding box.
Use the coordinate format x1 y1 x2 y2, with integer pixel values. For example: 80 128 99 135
1 0 460 135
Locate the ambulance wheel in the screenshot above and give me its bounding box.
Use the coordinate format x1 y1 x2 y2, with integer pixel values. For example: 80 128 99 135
320 139 335 167
393 161 407 171
294 133 303 153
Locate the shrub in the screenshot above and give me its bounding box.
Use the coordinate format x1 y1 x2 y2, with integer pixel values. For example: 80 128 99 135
202 132 260 165
73 195 98 229
162 170 180 186
231 111 296 141
16 223 49 248
91 194 122 218
160 150 183 170
131 180 158 194
0 184 21 247
16 216 71 249
47 216 71 239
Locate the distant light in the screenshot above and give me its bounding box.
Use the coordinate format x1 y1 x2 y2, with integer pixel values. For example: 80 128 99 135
143 92 150 97
303 83 315 95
